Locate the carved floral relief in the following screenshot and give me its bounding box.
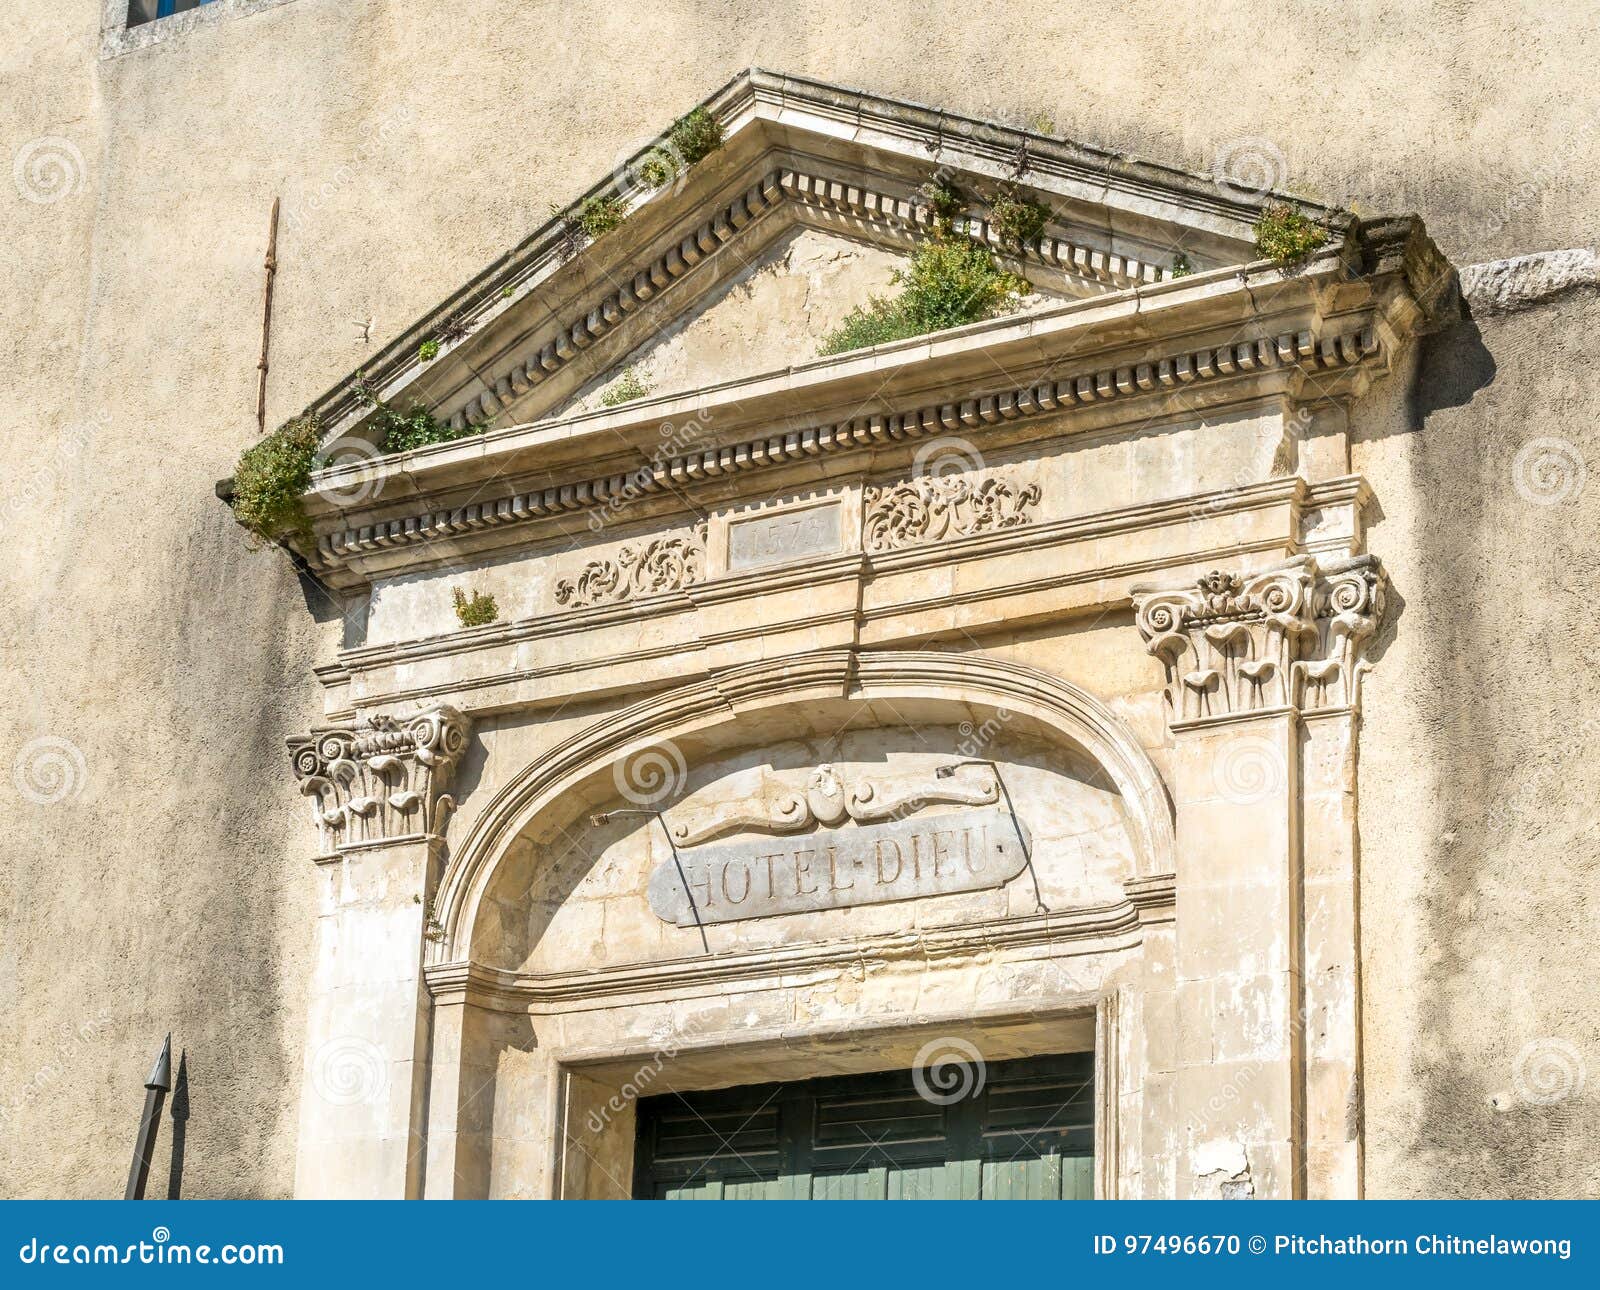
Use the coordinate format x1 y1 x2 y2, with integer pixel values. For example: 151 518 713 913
555 522 708 608
863 471 1041 553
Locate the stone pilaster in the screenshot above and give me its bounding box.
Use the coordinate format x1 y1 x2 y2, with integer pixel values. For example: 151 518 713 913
1132 555 1385 1199
288 705 470 1199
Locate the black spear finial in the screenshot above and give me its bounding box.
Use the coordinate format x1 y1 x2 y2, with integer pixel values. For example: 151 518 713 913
125 1035 172 1199
146 1034 172 1093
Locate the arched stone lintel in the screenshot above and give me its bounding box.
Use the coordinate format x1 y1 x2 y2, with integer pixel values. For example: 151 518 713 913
429 648 1176 965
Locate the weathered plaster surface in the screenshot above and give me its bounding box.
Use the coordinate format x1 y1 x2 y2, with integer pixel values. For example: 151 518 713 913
4 0 1599 1198
1354 291 1600 1199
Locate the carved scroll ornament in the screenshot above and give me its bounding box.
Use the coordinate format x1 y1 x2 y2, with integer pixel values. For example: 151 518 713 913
864 471 1041 553
667 763 1000 848
1131 555 1386 722
288 705 469 854
555 522 707 608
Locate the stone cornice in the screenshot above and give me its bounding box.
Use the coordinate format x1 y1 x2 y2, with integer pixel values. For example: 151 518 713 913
288 705 470 855
306 305 1383 589
424 165 1186 435
1131 553 1387 724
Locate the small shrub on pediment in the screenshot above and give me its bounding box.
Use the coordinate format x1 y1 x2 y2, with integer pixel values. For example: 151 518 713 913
818 235 1029 357
353 376 486 454
987 184 1049 248
599 368 652 408
1253 203 1330 266
229 415 322 545
452 587 499 628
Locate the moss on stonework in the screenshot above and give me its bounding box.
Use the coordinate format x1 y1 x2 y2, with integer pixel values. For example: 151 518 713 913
818 234 1030 357
1253 203 1330 266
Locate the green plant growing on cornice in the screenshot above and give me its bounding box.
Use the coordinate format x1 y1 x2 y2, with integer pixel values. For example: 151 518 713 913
549 195 627 260
1253 203 1330 266
229 415 323 546
818 235 1029 357
671 107 724 164
640 106 726 187
987 184 1049 248
598 367 651 408
576 194 626 240
418 338 441 362
353 375 486 454
921 176 966 236
452 587 499 628
1169 252 1193 278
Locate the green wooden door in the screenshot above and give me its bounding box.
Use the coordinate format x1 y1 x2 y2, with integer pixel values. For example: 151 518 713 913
632 1050 1093 1199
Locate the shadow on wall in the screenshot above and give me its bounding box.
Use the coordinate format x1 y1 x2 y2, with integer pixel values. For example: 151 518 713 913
1411 310 1497 425
1384 288 1600 1197
165 1052 189 1200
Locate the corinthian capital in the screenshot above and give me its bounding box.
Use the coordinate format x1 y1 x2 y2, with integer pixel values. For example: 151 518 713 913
288 705 470 855
1132 555 1386 724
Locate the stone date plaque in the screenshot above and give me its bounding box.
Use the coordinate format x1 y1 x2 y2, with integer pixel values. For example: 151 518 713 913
726 501 841 571
647 806 1027 926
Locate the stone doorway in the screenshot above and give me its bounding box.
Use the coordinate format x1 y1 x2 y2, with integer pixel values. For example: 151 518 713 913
632 1050 1095 1199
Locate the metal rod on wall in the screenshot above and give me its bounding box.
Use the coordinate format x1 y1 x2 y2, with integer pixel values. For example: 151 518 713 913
937 759 1048 913
592 808 711 954
255 196 280 435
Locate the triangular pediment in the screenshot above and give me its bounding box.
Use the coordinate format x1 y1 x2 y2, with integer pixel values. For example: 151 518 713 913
303 69 1295 447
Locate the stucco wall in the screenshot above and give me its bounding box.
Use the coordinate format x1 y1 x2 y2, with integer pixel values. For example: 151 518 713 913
3 0 1596 1197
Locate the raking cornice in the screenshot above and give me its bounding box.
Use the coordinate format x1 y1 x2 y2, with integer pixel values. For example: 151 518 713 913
289 68 1338 447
